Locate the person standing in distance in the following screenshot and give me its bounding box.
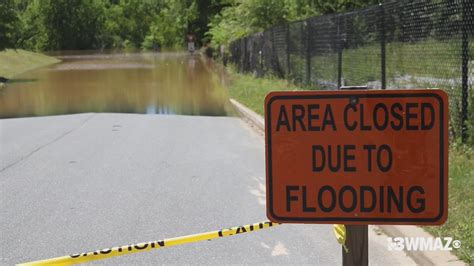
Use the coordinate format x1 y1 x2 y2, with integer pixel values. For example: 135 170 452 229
186 32 196 54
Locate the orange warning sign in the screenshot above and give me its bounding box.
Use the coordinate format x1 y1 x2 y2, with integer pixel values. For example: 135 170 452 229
265 90 448 225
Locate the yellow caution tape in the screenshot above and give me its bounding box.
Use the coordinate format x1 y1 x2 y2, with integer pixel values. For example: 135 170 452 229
333 224 348 253
20 221 279 265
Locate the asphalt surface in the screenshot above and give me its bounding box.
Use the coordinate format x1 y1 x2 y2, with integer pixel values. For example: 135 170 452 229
0 113 414 265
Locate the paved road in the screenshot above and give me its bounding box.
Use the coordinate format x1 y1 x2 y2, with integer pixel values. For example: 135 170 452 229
0 113 414 265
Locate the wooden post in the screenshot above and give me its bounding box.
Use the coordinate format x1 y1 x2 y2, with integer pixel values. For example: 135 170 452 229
342 225 368 266
340 84 369 266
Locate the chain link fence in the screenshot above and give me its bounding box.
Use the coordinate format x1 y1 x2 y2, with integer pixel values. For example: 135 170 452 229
229 0 473 144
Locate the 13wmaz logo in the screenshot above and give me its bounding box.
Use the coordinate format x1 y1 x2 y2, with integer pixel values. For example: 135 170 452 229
387 237 461 251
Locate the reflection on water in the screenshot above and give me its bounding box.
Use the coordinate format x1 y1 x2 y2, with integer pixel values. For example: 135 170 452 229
0 52 233 118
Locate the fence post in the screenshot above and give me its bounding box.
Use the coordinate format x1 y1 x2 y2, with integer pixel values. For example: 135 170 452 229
286 23 291 78
259 35 264 77
305 21 312 86
242 38 247 72
380 3 386 90
271 27 276 75
337 15 343 89
461 0 469 143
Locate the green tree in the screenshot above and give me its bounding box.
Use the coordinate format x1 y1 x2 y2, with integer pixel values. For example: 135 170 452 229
142 0 198 49
207 0 298 46
103 0 164 49
192 0 228 45
206 0 381 46
17 0 107 50
42 0 106 50
0 0 18 50
306 0 380 14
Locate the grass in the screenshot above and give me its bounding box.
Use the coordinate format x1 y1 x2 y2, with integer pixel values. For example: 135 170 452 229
227 67 305 116
0 49 60 79
305 39 473 85
282 38 474 88
228 70 474 264
424 145 474 263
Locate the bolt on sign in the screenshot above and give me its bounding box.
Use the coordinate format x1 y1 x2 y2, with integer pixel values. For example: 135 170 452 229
265 90 448 225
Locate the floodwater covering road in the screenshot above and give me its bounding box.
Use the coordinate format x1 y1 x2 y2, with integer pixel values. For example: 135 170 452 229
0 52 233 118
0 52 415 265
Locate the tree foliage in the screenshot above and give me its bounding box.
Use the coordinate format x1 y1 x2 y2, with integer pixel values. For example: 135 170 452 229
38 0 106 50
0 0 380 51
4 0 195 51
207 0 380 46
0 0 18 50
102 0 164 49
142 0 198 49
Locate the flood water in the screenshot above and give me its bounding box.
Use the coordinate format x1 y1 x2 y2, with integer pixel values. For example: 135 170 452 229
0 52 233 118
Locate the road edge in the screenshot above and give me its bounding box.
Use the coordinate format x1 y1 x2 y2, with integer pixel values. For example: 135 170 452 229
229 97 466 266
229 99 264 135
